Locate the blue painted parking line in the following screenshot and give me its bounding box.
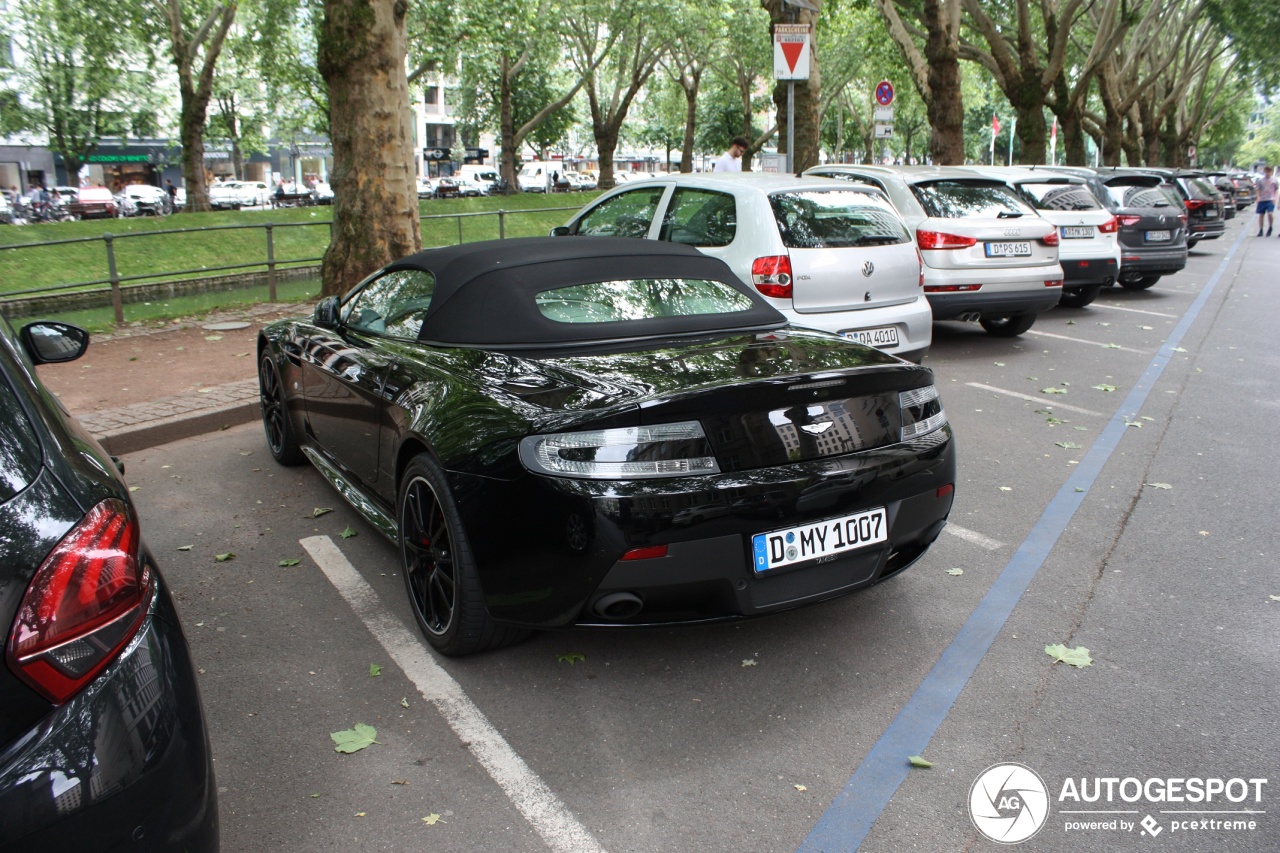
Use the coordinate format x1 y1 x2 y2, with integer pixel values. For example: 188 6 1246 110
798 226 1248 853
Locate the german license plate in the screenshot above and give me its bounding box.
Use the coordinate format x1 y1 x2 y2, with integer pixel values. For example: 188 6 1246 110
984 241 1031 257
1061 226 1093 239
751 507 888 573
842 326 899 348
1145 230 1171 242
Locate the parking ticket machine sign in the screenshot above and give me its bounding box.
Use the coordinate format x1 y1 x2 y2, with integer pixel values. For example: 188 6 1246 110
774 24 811 80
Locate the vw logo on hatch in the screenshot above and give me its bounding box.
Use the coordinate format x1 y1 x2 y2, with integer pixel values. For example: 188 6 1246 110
861 260 874 277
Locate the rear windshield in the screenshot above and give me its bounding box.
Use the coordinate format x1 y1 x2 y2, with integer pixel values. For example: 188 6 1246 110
1105 183 1176 209
910 180 1035 219
1017 182 1100 211
535 278 755 324
768 190 910 249
1182 177 1220 200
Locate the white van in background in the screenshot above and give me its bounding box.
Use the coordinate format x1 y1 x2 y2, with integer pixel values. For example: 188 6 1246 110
518 162 556 193
457 165 502 193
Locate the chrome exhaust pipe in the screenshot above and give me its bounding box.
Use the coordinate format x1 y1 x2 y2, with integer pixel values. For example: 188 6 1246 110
592 592 644 620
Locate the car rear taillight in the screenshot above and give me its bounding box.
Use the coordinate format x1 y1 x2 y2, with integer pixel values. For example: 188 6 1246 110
751 255 793 298
1116 215 1141 227
915 248 925 287
6 499 153 704
1040 230 1060 247
1185 199 1208 212
916 230 977 250
900 385 946 440
1098 215 1120 234
520 421 720 479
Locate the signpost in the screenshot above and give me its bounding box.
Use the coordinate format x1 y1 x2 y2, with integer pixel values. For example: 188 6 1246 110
774 23 811 174
873 80 894 143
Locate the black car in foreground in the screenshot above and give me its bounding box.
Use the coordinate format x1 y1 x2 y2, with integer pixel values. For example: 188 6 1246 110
258 237 956 656
0 317 217 851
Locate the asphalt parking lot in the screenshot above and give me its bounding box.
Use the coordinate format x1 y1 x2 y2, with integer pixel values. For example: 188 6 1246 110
123 218 1277 852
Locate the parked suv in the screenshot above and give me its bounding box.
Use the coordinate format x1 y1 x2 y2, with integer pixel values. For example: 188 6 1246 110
965 166 1119 308
1055 167 1188 290
806 165 1062 336
554 172 933 360
1127 168 1226 248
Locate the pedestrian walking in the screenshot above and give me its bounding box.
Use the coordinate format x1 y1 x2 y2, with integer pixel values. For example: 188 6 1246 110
713 136 750 173
1255 166 1277 236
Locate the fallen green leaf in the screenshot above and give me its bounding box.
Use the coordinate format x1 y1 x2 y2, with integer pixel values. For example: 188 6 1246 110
556 652 585 666
1139 325 1153 330
422 814 444 825
993 361 1005 367
279 558 302 567
1055 441 1083 449
741 658 757 667
1075 487 1085 493
340 527 358 539
794 783 808 791
177 545 193 551
1045 643 1093 668
1270 596 1280 602
215 552 235 562
1046 416 1065 425
1145 482 1173 490
1105 343 1121 349
331 723 379 754
908 755 934 768
310 793 320 798
1041 387 1068 395
311 507 334 518
369 664 382 677
1172 347 1187 353
400 697 410 708
1065 319 1077 325
946 568 964 576
1092 384 1117 392
998 486 1012 492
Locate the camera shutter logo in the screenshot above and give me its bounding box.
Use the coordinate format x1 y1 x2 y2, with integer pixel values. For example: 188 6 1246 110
969 763 1051 844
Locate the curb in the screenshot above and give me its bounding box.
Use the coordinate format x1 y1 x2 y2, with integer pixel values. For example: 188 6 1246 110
96 399 260 455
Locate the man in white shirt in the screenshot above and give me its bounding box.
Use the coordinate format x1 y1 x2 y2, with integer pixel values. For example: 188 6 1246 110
713 136 750 173
1255 165 1277 236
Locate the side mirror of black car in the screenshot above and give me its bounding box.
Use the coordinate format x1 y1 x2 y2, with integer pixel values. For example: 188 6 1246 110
20 321 89 364
548 225 572 237
314 296 341 329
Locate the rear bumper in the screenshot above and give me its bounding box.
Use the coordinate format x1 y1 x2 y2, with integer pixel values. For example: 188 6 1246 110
923 263 1063 320
1060 256 1118 287
780 295 933 363
0 562 218 853
1188 219 1225 240
453 427 956 629
1117 245 1188 278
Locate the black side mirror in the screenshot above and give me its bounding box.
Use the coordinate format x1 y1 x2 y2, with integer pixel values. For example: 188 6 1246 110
314 296 341 329
20 321 89 364
548 225 572 237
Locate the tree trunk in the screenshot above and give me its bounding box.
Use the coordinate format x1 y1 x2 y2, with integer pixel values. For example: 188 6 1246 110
165 3 235 213
596 127 619 188
680 71 700 173
319 0 421 297
922 0 964 164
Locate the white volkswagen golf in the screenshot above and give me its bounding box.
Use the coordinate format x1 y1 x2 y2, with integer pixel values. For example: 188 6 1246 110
806 165 1064 337
554 173 933 362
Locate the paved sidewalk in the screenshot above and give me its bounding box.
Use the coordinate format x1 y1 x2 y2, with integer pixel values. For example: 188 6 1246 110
80 377 259 455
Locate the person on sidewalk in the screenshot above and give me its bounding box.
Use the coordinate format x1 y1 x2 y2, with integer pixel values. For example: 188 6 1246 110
713 136 750 173
1255 165 1277 236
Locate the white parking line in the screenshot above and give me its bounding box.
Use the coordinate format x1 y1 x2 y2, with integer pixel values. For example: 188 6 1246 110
1093 303 1179 318
1024 329 1150 354
943 524 1004 551
301 536 606 853
965 383 1107 417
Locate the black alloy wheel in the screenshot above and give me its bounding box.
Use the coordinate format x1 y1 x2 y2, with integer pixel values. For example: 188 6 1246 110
1058 285 1101 309
1121 275 1160 291
259 354 304 465
979 314 1038 337
398 455 527 656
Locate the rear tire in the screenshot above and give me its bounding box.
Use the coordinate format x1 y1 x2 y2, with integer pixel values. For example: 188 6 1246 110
1121 275 1160 291
399 454 529 656
979 314 1037 337
1058 285 1101 309
259 354 305 465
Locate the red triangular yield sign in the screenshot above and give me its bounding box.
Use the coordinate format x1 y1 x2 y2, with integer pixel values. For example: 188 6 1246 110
781 41 804 73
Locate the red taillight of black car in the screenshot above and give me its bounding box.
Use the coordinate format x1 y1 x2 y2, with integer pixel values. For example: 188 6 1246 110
6 499 153 704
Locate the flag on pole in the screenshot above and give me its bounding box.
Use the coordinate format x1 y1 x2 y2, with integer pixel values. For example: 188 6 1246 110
992 115 1002 136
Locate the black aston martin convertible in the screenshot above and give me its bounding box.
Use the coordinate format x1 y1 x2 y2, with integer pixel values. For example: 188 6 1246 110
258 237 955 655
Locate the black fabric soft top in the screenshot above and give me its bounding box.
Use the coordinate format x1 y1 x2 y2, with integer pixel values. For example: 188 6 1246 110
377 237 787 348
